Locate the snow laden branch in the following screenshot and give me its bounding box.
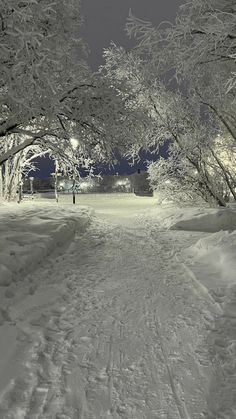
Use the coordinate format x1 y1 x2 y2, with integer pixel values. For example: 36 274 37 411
126 0 236 84
0 0 151 178
0 134 48 201
125 1 236 145
102 43 236 207
0 130 54 165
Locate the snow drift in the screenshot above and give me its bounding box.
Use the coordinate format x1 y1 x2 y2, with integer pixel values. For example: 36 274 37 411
0 203 93 288
152 205 236 232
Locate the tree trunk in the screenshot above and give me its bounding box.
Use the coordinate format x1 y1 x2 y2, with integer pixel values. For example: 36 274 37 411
151 96 226 206
200 164 226 207
197 95 236 143
0 166 3 200
210 148 236 201
7 154 21 201
54 159 59 203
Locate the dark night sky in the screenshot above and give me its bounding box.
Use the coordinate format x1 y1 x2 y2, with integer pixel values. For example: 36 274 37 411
36 0 182 178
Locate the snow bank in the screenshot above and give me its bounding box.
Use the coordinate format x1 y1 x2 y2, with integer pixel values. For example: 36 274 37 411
186 230 236 287
0 203 93 288
154 204 236 417
183 229 236 417
153 205 236 232
0 202 93 403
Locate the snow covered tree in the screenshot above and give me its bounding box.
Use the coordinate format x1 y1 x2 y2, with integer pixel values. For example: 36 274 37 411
148 156 207 207
126 1 236 144
0 0 150 176
126 0 236 87
102 46 230 206
207 134 236 201
0 0 87 148
98 0 236 207
0 134 48 201
148 140 236 207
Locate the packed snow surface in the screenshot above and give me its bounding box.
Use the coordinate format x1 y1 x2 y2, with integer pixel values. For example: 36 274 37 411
0 194 235 418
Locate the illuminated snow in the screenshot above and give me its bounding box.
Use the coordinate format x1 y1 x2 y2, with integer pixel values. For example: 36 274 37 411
0 194 235 418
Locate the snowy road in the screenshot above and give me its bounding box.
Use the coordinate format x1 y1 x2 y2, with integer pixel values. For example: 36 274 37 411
0 196 224 418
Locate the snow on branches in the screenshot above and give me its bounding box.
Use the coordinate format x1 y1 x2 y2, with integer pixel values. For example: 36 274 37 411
126 1 236 144
126 0 236 87
99 1 236 207
0 0 87 135
102 39 236 207
0 0 151 181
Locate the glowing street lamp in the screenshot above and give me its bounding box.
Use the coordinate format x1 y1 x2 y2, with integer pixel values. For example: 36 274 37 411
59 181 65 189
70 137 79 151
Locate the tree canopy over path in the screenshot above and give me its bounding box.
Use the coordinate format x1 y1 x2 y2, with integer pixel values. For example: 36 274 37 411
0 0 150 168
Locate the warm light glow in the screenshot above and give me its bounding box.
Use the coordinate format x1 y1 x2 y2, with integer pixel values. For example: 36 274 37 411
79 182 88 190
79 181 94 191
70 137 79 150
116 179 130 187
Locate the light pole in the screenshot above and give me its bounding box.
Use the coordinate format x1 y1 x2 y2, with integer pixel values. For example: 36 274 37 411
72 176 76 204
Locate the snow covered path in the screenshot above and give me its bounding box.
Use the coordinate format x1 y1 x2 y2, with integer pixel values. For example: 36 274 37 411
0 203 224 419
2 196 236 418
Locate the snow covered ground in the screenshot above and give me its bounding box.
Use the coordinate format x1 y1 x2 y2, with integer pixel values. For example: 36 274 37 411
0 194 236 418
0 202 93 287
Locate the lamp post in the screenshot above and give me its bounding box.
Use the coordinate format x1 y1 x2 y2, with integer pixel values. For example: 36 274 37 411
72 176 76 204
